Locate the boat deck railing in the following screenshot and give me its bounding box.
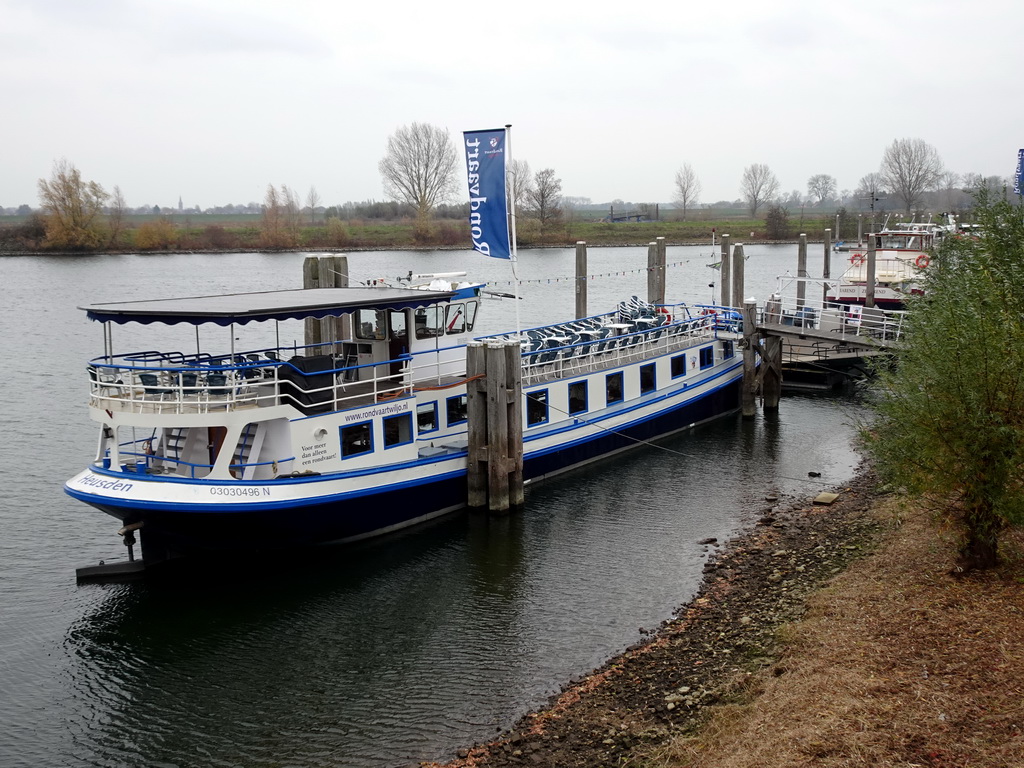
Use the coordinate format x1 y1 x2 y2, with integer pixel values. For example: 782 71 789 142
86 299 746 414
112 436 297 479
477 299 738 386
86 343 417 416
838 254 928 282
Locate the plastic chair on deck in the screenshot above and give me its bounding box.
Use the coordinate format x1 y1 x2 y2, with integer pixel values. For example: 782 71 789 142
205 372 232 397
138 372 173 399
88 366 121 396
176 371 199 397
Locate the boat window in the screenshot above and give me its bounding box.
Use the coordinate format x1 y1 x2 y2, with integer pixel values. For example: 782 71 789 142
465 300 479 332
445 303 466 335
356 309 387 340
671 354 687 378
389 310 408 343
417 402 438 433
383 413 413 448
605 372 623 405
446 394 468 425
640 363 656 395
414 307 443 339
526 389 549 426
723 340 735 359
699 346 715 369
568 381 587 415
340 421 373 458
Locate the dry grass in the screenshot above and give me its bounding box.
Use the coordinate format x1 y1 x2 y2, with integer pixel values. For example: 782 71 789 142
651 499 1024 768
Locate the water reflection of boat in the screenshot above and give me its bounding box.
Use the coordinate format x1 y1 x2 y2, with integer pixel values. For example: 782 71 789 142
65 278 744 563
826 215 956 309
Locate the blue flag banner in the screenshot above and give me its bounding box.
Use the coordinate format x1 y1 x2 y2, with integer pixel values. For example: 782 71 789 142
463 128 511 259
1015 148 1024 196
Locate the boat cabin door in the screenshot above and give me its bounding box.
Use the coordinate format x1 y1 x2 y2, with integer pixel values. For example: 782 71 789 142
388 310 408 377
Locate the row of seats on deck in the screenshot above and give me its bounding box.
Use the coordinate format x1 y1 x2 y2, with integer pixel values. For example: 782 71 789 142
132 353 339 415
521 307 673 365
130 352 285 399
137 371 235 398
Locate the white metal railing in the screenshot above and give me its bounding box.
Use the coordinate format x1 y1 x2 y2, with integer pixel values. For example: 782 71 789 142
86 347 417 415
477 301 736 386
762 282 908 343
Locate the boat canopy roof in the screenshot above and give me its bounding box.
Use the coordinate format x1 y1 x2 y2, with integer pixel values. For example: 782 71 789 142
80 286 459 326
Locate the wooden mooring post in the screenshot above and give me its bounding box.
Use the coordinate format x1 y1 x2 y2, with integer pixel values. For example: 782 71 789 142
303 255 349 352
742 300 758 418
760 334 783 410
646 237 667 305
740 272 783 415
575 241 588 319
466 340 524 513
731 243 745 313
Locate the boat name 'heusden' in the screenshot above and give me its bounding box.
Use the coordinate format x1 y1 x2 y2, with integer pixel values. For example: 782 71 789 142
78 474 134 492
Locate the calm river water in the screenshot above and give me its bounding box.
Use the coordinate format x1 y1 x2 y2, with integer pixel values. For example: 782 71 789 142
0 244 867 767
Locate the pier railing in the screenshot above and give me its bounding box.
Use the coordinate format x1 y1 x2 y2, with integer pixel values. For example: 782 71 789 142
760 292 908 345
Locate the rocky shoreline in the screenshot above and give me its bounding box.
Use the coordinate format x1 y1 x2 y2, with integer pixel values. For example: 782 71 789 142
424 466 883 768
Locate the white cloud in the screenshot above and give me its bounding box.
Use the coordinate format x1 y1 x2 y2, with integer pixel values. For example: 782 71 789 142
2 0 1022 208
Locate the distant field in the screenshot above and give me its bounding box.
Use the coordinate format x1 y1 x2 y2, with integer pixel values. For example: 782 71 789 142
0 211 853 252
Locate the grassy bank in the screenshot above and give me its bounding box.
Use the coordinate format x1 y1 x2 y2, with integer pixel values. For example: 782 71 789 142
0 213 852 253
427 474 1024 768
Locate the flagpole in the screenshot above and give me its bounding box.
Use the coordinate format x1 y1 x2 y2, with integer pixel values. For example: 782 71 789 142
505 123 523 340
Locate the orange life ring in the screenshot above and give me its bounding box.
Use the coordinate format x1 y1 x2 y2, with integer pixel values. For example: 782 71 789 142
915 254 930 269
850 253 865 266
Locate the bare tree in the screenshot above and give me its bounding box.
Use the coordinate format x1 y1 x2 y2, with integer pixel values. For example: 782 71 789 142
526 168 562 234
807 174 837 206
260 184 297 248
855 172 886 212
282 184 302 242
784 189 804 207
936 171 962 211
880 138 944 214
672 164 702 221
740 163 780 216
963 173 1006 196
305 185 321 224
378 123 458 237
107 185 128 248
507 158 533 216
37 158 109 249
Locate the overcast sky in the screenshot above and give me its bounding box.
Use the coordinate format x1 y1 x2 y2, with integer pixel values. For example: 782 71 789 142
3 0 1021 211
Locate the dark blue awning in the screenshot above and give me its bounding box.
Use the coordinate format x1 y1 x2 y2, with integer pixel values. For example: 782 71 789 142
80 287 460 326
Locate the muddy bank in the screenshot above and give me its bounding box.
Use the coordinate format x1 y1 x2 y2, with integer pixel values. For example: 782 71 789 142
424 467 883 768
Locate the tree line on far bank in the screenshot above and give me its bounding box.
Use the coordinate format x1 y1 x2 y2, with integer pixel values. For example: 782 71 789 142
0 153 869 253
5 126 1014 253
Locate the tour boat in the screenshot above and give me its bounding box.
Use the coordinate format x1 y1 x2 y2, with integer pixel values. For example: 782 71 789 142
826 215 955 309
64 277 744 564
